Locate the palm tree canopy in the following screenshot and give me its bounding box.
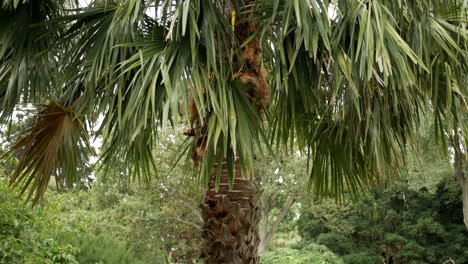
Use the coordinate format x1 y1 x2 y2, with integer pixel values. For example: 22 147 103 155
1 0 467 203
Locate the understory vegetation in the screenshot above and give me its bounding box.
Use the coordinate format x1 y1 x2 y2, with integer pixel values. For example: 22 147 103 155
1 131 467 264
297 178 468 264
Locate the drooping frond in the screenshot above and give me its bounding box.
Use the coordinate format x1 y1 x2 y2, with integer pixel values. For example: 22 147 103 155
0 0 66 120
2 101 90 204
265 0 468 200
1 0 467 203
50 1 166 181
93 0 269 186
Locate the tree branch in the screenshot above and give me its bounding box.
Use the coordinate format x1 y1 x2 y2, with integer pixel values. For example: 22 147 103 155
167 196 204 222
259 194 270 242
260 193 297 253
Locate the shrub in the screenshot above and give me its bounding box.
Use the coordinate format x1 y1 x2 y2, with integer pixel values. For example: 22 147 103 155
59 233 141 264
0 178 78 264
261 243 344 264
315 233 353 255
297 178 468 264
341 253 381 264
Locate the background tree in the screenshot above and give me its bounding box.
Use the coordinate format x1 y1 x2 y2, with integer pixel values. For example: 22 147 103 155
1 0 468 263
296 123 468 263
255 151 306 254
297 179 468 264
450 132 468 230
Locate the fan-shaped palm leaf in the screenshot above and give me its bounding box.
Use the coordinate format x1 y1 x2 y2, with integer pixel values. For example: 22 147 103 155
2 101 90 203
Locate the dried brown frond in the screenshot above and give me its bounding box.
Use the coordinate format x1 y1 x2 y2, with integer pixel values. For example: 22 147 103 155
2 101 90 204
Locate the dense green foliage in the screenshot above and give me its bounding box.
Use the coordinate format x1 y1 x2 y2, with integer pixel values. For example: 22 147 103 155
2 124 467 263
62 234 141 264
40 178 199 263
2 134 468 263
0 176 157 264
0 178 78 264
54 184 199 263
297 178 468 264
3 126 467 263
0 133 200 264
261 244 343 264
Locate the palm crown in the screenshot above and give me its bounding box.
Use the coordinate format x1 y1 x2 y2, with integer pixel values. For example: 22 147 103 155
1 0 467 204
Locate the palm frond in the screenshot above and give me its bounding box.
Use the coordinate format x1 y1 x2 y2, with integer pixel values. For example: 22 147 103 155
2 101 91 204
1 0 468 203
0 0 65 120
266 0 468 199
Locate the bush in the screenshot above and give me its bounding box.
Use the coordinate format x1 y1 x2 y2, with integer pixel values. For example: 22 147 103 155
0 177 168 264
315 233 353 255
342 253 381 264
43 181 183 263
0 178 78 264
297 178 468 264
61 233 141 264
261 243 343 264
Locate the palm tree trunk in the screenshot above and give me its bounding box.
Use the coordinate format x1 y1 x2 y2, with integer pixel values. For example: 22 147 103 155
200 160 260 264
197 2 267 262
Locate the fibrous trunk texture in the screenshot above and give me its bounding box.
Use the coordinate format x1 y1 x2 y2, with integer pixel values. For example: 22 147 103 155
194 2 266 262
200 160 260 264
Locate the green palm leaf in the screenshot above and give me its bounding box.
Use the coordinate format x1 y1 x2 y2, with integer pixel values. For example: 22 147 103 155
0 0 467 203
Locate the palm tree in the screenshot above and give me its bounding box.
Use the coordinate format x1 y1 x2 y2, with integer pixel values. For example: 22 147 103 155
1 0 468 263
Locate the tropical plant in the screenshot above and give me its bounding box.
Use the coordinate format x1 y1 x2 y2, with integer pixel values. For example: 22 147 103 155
0 178 79 264
261 244 343 264
1 0 468 263
41 133 203 263
61 233 142 264
296 178 468 263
